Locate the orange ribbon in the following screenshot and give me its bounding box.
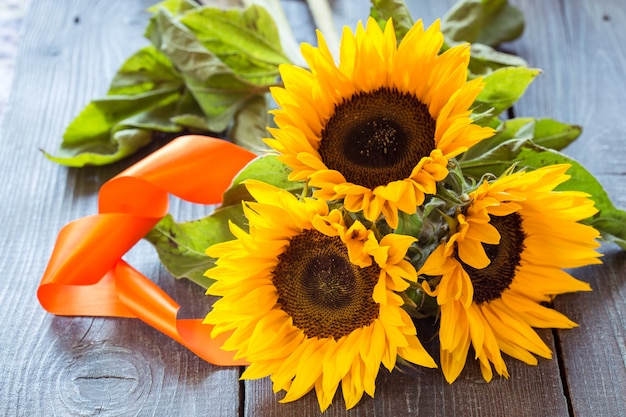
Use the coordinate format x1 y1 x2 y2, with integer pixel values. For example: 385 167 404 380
39 135 255 366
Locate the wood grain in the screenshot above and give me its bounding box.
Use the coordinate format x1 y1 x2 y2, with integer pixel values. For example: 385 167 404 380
509 1 626 415
0 1 240 416
0 0 624 416
556 248 626 417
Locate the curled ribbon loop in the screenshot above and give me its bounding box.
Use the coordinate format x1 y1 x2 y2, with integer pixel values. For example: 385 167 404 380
39 135 255 366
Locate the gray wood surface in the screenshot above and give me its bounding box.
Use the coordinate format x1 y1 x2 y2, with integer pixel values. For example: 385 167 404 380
509 2 626 416
0 0 623 416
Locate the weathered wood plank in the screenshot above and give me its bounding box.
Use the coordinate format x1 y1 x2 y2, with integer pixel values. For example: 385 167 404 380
557 249 626 417
0 0 31 117
0 1 240 416
509 1 626 415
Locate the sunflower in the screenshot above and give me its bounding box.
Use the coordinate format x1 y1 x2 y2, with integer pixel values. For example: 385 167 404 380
265 17 494 229
418 164 602 383
204 180 436 411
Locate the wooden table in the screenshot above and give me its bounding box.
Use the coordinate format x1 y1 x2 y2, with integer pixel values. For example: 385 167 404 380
1 0 624 415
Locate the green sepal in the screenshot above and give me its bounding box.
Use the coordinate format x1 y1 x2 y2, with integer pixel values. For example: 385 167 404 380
403 285 440 319
396 197 456 272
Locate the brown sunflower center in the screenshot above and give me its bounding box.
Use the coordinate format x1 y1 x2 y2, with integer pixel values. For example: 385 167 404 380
272 229 380 339
318 87 436 189
459 213 526 304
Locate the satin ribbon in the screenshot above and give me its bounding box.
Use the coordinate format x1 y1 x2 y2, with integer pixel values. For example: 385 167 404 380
39 135 255 366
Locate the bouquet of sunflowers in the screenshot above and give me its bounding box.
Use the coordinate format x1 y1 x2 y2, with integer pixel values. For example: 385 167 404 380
40 0 625 411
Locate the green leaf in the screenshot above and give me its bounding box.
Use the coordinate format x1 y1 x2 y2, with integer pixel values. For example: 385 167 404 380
514 144 626 250
145 206 248 288
531 118 582 151
148 8 271 133
468 43 527 76
369 0 414 40
180 5 289 86
221 154 302 207
171 114 211 131
229 94 270 152
474 66 541 115
586 212 626 249
44 46 185 167
45 90 181 167
108 45 183 96
460 117 581 166
469 107 499 128
64 89 176 144
442 0 525 47
159 88 205 131
459 118 539 179
118 99 182 132
169 88 211 131
44 128 154 167
49 4 285 167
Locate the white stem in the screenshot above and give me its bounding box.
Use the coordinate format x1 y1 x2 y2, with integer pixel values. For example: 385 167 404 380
306 0 341 60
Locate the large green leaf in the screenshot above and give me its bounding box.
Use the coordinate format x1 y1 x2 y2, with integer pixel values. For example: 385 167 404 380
467 43 527 76
44 127 154 167
48 4 287 167
459 137 527 179
180 5 289 86
460 117 582 165
170 89 211 131
148 8 272 134
229 94 270 153
107 45 183 96
531 118 582 151
473 66 540 115
44 46 185 166
145 206 247 288
442 0 524 47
